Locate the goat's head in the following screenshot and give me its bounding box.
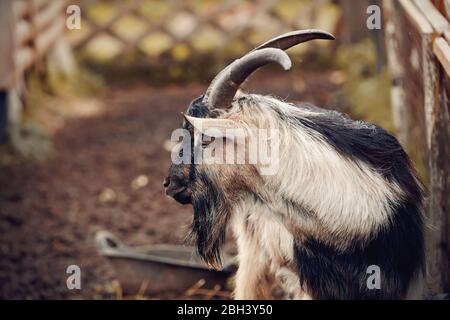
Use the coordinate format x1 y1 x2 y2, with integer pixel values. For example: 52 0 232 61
164 30 334 268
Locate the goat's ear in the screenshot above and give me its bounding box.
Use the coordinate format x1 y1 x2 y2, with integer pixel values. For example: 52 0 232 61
183 114 239 138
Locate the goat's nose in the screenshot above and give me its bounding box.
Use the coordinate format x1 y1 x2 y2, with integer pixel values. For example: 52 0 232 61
163 177 170 188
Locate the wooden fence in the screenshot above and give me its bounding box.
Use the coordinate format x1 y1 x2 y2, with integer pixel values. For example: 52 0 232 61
0 0 67 142
0 0 66 89
384 0 449 297
68 0 340 61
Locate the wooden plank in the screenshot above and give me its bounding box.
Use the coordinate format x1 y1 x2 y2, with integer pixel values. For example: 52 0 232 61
15 47 35 75
383 0 411 147
386 0 449 298
433 37 450 76
413 0 450 33
13 0 30 21
399 0 434 34
423 46 449 297
420 19 450 300
339 0 371 43
34 0 65 33
384 0 431 155
0 0 15 89
32 0 51 11
445 0 450 18
444 29 450 43
35 15 65 57
16 20 33 46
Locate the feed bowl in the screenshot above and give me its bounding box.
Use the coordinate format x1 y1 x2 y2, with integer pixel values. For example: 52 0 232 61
95 230 236 296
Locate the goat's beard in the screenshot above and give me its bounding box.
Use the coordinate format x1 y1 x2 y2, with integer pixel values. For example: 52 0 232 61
187 172 231 270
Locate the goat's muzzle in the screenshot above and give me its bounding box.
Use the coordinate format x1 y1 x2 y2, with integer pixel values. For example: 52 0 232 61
163 177 192 204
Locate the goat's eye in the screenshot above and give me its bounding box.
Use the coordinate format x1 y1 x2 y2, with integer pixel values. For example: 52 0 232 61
201 136 215 148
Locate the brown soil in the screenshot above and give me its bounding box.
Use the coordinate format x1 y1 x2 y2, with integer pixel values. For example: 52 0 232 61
0 68 343 299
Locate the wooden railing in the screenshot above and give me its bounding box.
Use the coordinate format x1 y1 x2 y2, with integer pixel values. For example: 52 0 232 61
384 0 449 297
0 0 67 142
0 0 66 89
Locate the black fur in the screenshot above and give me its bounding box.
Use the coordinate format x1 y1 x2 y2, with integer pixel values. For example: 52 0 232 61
277 105 425 299
298 106 420 193
294 198 424 299
268 100 425 299
179 95 425 298
186 95 209 119
188 170 230 269
180 96 210 189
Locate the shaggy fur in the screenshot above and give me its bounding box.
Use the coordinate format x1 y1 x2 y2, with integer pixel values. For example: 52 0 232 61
167 92 424 300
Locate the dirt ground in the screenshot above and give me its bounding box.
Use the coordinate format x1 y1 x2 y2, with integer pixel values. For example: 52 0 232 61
0 68 343 299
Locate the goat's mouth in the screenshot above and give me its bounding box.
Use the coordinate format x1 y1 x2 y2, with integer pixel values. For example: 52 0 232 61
165 186 192 205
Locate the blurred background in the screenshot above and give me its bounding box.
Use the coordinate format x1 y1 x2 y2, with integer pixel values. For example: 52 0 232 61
0 0 448 299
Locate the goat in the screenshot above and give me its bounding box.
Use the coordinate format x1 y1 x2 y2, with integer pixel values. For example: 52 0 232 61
163 30 425 300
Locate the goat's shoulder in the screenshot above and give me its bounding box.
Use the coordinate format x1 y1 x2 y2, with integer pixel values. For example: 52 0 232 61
294 104 413 180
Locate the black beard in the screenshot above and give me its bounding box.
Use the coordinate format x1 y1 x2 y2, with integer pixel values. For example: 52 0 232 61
187 172 230 270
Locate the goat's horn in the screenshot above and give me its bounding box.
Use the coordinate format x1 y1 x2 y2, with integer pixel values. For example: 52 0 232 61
205 48 291 109
204 29 335 109
253 29 335 51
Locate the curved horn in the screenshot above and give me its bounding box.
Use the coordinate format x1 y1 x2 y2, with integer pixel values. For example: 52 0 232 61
204 48 291 109
203 29 335 109
253 29 335 51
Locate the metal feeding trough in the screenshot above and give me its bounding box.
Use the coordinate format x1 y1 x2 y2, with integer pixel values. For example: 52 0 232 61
95 231 236 295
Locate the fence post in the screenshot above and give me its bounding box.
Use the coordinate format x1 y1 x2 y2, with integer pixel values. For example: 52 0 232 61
425 38 449 297
339 0 371 43
413 0 450 297
423 34 447 297
383 0 411 147
383 0 449 297
0 0 15 143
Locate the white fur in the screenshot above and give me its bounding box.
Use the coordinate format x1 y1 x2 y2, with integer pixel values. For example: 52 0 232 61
230 199 311 299
228 95 405 249
203 93 409 298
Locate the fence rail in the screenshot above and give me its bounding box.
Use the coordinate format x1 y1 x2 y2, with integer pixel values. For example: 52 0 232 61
384 0 449 297
0 0 67 142
0 0 66 89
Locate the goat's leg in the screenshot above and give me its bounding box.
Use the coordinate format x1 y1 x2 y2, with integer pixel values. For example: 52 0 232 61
233 234 273 299
276 267 312 300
